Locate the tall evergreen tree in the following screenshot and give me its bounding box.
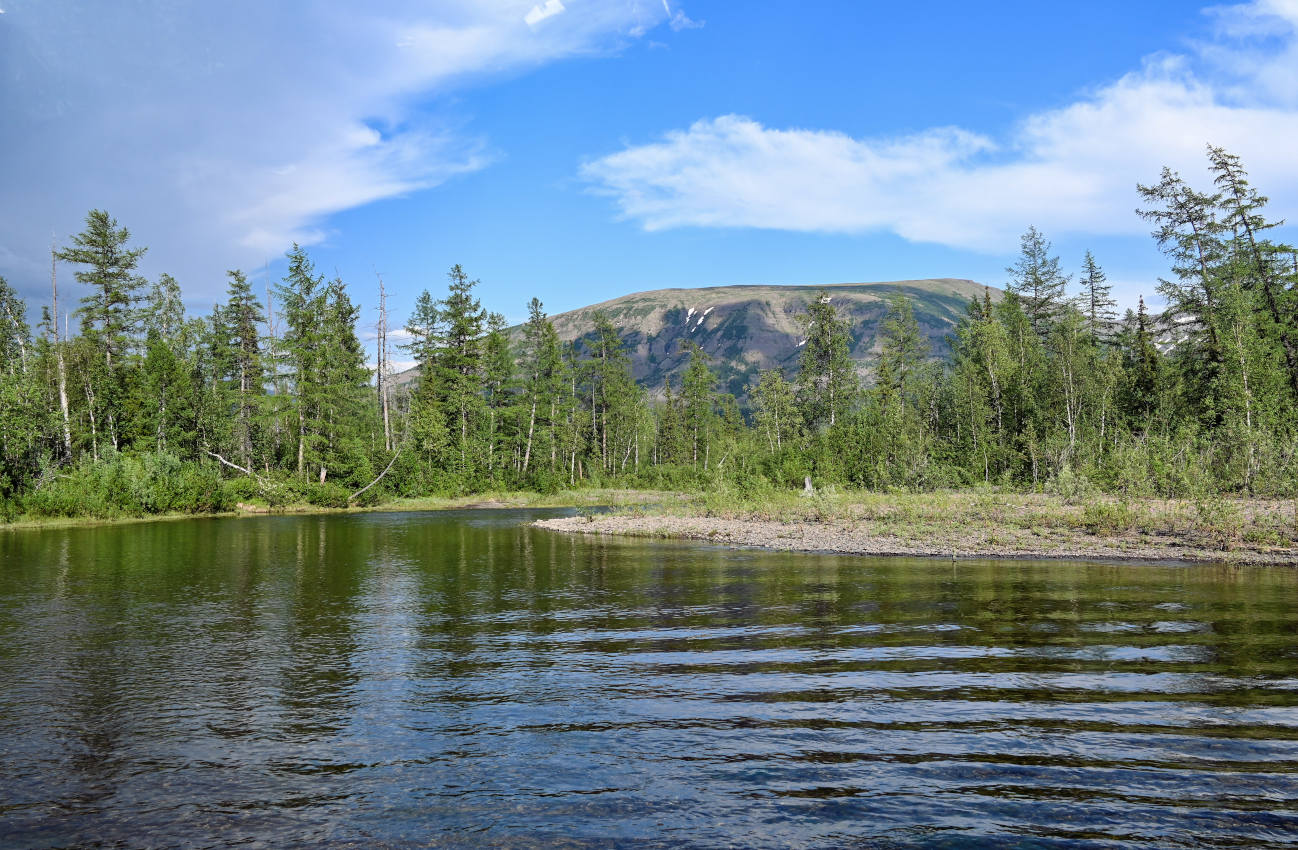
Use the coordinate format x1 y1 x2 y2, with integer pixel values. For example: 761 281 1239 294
317 275 373 485
518 298 567 478
1137 166 1226 362
1206 144 1298 399
402 289 440 367
1078 251 1116 343
56 210 147 368
218 270 267 468
56 210 148 452
1006 226 1069 336
275 244 327 477
433 265 487 483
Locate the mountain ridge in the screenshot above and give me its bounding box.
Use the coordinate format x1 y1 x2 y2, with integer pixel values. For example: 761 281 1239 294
396 278 1001 399
534 278 996 398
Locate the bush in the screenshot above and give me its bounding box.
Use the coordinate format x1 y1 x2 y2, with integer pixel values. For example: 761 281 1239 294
1081 499 1139 534
18 451 233 518
1049 464 1092 504
304 481 351 508
224 476 261 502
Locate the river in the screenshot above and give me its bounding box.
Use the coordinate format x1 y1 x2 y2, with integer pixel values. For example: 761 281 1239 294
2 509 1297 847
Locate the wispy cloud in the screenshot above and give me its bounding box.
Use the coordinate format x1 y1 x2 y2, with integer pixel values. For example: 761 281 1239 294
662 0 703 31
0 0 675 300
526 0 566 27
583 0 1298 252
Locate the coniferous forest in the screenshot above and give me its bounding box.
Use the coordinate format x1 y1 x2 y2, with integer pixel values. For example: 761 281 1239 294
2 146 1296 521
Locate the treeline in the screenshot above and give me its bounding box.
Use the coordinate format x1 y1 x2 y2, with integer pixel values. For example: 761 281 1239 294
1 145 1296 520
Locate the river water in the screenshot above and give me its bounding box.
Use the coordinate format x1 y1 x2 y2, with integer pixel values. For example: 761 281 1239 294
2 509 1297 847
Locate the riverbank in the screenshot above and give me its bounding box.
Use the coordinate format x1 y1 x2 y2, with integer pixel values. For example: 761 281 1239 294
0 488 674 532
533 490 1298 565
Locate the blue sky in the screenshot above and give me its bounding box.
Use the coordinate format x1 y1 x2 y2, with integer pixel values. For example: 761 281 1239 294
3 0 1298 360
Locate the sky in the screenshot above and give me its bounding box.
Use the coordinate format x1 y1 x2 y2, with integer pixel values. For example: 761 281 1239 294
4 0 1298 350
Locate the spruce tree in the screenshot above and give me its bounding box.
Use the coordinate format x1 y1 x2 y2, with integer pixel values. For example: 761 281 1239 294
434 265 487 484
1124 297 1161 423
317 275 372 485
56 210 147 368
584 313 637 474
56 210 149 452
275 244 327 477
221 270 267 469
402 290 440 368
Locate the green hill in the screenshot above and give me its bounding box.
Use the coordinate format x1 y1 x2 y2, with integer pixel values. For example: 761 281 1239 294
537 278 995 398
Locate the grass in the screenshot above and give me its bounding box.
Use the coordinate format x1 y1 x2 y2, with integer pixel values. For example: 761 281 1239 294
633 487 1298 555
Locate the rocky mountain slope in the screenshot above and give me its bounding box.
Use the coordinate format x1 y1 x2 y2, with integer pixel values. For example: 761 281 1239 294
536 278 995 397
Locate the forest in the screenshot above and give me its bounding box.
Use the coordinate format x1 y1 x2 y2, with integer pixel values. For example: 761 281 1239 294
1 145 1296 521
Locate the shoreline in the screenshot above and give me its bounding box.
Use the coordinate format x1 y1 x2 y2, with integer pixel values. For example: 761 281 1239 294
0 488 673 532
533 495 1298 567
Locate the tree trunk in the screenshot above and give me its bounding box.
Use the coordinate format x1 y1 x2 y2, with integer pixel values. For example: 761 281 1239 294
522 399 536 474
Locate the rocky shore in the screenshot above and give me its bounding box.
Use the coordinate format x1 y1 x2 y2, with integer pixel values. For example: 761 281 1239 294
534 511 1298 566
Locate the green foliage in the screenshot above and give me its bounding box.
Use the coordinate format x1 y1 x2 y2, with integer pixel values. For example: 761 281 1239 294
796 291 858 430
21 452 232 518
1080 499 1139 534
304 481 351 508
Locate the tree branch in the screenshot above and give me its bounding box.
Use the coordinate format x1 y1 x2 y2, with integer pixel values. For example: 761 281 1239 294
350 447 401 503
203 448 274 492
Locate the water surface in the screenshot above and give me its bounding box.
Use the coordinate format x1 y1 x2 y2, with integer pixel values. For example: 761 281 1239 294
2 509 1298 847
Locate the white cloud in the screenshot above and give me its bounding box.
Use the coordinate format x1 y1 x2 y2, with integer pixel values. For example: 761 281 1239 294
0 0 673 301
526 0 566 27
583 0 1298 252
661 0 703 30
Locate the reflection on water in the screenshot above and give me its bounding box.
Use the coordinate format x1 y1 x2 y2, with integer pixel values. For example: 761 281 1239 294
2 509 1298 847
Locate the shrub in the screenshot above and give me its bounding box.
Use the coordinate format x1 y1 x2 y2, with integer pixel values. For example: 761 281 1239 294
304 481 350 508
17 451 233 518
224 476 261 502
1081 499 1138 534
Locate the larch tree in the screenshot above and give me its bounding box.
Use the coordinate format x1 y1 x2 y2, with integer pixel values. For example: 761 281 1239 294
1078 251 1116 344
1006 226 1069 337
680 341 718 467
796 291 857 430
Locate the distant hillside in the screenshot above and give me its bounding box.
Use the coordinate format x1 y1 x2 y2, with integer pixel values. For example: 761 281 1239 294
538 279 994 398
397 278 999 399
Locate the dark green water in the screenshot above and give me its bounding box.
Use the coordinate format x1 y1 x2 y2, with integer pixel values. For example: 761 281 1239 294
2 510 1298 848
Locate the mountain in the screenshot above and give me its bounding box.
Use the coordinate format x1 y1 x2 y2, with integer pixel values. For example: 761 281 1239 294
395 278 998 399
537 278 994 398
